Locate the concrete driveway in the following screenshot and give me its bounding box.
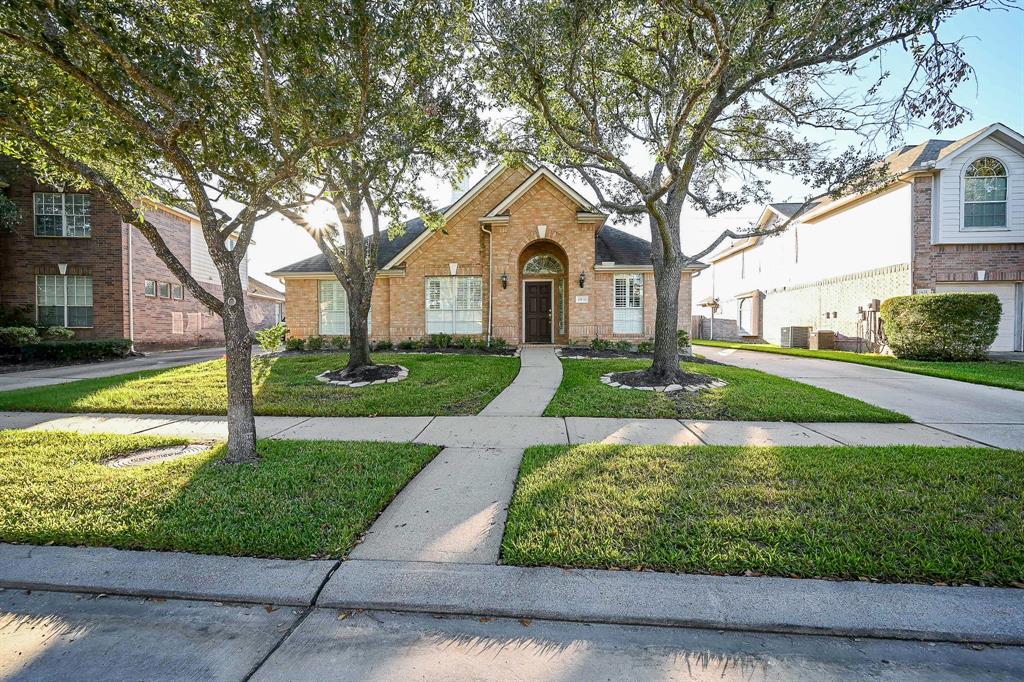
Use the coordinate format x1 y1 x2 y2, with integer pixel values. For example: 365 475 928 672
700 347 1024 448
0 346 226 392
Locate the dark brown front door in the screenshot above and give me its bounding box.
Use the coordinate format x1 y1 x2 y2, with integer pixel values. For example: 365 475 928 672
524 281 552 343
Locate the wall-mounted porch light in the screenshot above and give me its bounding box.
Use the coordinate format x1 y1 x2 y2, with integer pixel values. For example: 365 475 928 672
500 272 509 289
578 272 586 288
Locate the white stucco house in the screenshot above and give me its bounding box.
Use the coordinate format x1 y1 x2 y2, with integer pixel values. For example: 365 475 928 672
691 123 1024 353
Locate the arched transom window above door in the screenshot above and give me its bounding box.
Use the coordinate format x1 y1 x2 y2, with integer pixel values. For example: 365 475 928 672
964 157 1008 229
523 254 564 274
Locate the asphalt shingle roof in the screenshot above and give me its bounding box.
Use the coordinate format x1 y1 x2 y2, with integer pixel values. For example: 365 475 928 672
595 226 653 265
269 215 429 274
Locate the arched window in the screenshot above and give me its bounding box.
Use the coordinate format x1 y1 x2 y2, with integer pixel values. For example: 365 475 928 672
964 157 1007 228
523 254 564 274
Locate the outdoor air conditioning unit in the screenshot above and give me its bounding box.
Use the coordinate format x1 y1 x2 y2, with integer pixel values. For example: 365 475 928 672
809 330 835 350
780 326 811 349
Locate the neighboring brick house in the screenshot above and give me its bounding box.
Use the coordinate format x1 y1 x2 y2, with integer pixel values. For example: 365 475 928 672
692 123 1024 353
270 164 703 345
246 277 285 330
0 157 259 349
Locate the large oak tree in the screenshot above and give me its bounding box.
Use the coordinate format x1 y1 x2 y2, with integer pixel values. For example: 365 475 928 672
478 0 999 382
0 1 345 462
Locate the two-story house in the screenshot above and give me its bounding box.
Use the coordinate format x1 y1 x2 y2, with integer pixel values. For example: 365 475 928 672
0 157 282 349
692 123 1024 353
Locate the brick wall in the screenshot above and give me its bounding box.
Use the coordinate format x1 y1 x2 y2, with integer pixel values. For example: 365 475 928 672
912 176 1024 288
247 296 282 330
130 207 224 348
0 157 128 339
283 278 320 338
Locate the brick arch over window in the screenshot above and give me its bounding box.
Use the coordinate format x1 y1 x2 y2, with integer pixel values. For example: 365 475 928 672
498 234 571 276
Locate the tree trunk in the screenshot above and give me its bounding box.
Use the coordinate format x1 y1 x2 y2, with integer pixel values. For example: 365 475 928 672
346 294 373 370
220 274 258 464
647 208 683 383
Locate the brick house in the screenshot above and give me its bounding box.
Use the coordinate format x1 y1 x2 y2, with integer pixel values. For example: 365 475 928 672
270 164 703 345
0 157 270 349
692 123 1024 353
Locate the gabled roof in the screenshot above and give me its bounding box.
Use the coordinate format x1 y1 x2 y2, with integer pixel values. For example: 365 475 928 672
248 277 285 301
485 166 600 217
595 226 652 265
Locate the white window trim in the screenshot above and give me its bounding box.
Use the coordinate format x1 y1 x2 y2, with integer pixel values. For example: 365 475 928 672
171 283 184 300
425 276 483 335
612 273 644 335
961 155 1010 232
144 280 156 297
35 274 93 328
33 192 92 238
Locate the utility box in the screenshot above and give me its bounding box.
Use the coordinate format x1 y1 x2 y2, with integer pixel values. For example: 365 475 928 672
809 330 835 350
780 326 811 349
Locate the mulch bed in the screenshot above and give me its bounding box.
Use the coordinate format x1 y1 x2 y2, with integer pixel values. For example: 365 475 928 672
561 348 722 365
277 347 517 358
609 368 718 389
321 364 403 383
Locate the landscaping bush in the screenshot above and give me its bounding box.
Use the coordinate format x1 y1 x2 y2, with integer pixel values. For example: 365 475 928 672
490 337 508 350
0 326 40 348
397 338 424 350
614 339 632 353
590 338 612 351
0 304 33 328
255 323 287 352
677 329 690 350
19 339 131 362
428 333 452 349
41 326 74 341
373 339 394 351
637 339 653 354
330 335 349 350
881 293 1000 361
284 336 306 351
453 335 476 350
305 335 324 351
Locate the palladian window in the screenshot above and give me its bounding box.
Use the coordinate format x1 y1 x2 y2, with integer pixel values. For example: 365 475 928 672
964 157 1007 229
523 254 563 275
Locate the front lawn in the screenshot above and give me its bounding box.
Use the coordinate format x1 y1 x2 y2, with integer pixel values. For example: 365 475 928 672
0 352 520 416
545 358 907 422
502 443 1024 585
694 339 1024 391
0 430 438 558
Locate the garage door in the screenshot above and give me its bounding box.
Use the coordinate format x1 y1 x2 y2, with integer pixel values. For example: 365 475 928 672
935 281 1022 352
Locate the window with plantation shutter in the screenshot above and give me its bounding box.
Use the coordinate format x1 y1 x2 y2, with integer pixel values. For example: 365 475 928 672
612 274 643 334
425 276 482 334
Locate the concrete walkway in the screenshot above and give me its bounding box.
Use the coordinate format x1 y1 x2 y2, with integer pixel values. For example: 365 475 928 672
703 347 1024 448
0 346 226 392
478 345 562 416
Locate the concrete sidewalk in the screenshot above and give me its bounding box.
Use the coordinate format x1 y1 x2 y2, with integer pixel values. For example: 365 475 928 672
0 411 989 447
478 345 562 416
2 543 1021 646
0 346 226 392
704 347 1024 448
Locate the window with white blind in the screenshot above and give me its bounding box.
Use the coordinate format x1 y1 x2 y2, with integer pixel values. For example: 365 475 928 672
34 193 91 237
319 280 349 335
36 275 93 328
425 276 482 334
612 274 643 334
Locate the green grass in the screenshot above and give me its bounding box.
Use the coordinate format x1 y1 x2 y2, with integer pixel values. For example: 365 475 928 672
0 430 438 559
694 339 1024 391
502 443 1024 585
544 358 908 422
0 353 520 416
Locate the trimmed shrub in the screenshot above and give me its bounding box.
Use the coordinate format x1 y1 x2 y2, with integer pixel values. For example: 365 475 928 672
331 335 350 350
19 339 131 362
284 337 306 351
0 304 33 328
614 339 632 353
373 339 394 351
305 335 324 351
41 326 75 341
397 338 424 350
428 333 452 349
489 337 508 350
590 338 612 351
0 326 40 348
676 329 690 350
453 335 476 350
637 339 653 354
881 293 1000 361
255 323 287 352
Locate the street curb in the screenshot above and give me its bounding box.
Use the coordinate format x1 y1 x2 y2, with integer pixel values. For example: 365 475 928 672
317 559 1024 645
0 543 335 607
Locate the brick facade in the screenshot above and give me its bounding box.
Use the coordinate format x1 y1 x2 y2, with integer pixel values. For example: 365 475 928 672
281 166 696 344
0 159 262 349
911 176 1024 289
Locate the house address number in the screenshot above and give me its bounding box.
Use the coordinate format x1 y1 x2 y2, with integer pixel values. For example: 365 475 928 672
575 295 589 303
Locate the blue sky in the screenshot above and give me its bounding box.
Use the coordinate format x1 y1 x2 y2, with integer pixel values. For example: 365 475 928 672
248 6 1024 286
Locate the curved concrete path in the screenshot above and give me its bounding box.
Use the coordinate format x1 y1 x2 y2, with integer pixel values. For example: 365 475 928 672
478 345 562 416
702 347 1024 449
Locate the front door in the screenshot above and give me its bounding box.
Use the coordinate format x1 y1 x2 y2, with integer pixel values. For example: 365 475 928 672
524 281 552 343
